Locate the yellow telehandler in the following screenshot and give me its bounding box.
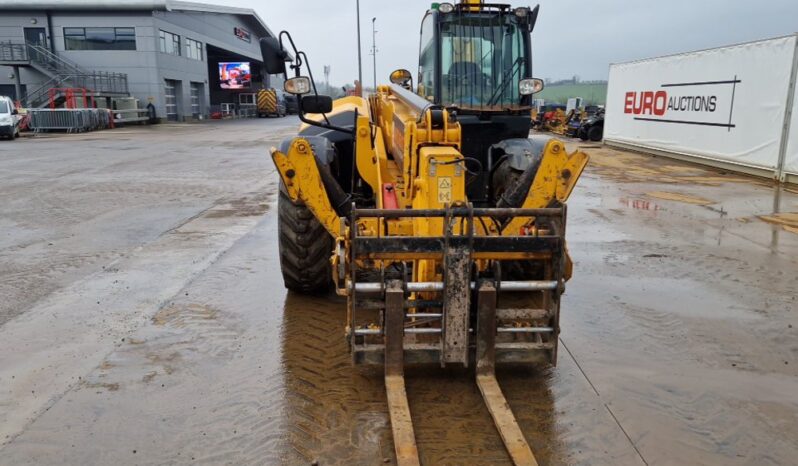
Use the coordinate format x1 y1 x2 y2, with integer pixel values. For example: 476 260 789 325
260 1 588 464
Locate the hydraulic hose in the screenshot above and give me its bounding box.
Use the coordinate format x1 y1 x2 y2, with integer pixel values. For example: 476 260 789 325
315 158 352 218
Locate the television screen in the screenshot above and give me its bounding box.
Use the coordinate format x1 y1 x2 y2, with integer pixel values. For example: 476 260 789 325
219 62 251 89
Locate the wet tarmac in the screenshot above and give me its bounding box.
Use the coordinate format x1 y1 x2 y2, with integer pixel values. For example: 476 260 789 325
1 125 797 465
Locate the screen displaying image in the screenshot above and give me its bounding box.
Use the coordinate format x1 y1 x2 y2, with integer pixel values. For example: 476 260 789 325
219 62 251 89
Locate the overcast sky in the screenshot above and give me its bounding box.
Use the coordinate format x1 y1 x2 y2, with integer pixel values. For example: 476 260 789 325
212 0 798 86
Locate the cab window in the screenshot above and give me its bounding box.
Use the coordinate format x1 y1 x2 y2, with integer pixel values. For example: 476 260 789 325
440 15 527 109
418 14 435 100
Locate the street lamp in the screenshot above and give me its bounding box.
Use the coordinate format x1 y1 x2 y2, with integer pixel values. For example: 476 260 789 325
356 0 363 96
371 17 378 92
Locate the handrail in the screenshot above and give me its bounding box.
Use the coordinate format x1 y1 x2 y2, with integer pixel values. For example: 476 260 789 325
0 41 29 61
25 76 71 108
25 72 129 107
26 44 85 76
2 41 130 107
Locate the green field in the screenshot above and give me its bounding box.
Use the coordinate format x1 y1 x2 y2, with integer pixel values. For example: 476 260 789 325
536 82 607 106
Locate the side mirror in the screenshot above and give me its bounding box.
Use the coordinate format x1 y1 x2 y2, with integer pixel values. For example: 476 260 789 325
390 69 413 87
301 95 333 114
260 37 287 75
528 5 540 32
12 109 19 115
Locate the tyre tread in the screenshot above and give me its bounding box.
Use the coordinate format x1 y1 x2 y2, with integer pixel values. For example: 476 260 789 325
278 187 333 293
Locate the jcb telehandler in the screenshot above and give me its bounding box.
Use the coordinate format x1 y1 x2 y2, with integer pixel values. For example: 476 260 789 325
260 1 588 464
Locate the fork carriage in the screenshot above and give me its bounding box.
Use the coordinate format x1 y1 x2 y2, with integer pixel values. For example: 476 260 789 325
344 205 567 369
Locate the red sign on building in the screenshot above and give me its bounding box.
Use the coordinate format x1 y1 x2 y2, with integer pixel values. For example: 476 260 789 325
234 27 251 43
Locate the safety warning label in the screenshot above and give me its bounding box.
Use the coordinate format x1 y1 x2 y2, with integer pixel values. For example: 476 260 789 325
437 177 452 204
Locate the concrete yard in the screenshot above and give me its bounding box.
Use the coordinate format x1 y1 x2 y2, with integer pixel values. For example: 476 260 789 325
0 119 796 465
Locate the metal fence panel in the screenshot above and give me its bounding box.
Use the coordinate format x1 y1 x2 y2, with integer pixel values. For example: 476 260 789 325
29 109 113 133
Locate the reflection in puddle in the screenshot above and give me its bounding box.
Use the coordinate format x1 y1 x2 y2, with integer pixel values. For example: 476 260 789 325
771 185 783 252
619 197 662 212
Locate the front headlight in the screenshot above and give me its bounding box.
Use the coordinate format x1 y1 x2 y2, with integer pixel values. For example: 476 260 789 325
519 78 544 95
0 115 12 125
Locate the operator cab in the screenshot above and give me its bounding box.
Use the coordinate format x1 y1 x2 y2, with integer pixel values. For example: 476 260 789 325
417 2 541 114
415 2 544 206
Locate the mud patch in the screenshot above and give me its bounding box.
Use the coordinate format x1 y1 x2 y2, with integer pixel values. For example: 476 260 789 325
575 144 763 187
646 191 714 205
84 382 120 392
204 192 271 218
758 212 798 231
152 304 219 327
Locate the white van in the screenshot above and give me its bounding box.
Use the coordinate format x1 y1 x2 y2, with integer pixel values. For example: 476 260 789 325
0 96 21 140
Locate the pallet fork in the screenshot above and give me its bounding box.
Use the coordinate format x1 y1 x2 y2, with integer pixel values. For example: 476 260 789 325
346 206 565 465
384 281 539 466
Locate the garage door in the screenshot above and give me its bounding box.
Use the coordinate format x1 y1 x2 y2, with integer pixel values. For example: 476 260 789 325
190 82 202 119
164 79 179 121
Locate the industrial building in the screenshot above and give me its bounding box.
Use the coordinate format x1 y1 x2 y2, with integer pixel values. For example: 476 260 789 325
0 0 282 121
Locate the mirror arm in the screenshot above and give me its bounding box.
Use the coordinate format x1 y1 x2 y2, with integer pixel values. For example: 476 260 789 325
296 50 333 126
278 30 352 137
278 31 303 80
297 111 354 135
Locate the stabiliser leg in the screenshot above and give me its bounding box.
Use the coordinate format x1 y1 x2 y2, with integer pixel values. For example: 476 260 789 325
384 281 421 466
475 282 539 466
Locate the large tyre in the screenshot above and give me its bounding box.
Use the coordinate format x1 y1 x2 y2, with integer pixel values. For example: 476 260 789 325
278 185 333 293
588 125 603 142
491 151 545 281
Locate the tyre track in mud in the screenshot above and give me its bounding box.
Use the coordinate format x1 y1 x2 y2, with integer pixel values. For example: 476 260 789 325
1 186 656 466
279 293 392 465
130 216 641 466
0 206 644 466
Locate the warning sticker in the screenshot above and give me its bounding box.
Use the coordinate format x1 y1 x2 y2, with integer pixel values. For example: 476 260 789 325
437 177 452 204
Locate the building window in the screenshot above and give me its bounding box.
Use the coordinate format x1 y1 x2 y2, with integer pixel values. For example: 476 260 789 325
159 30 181 56
64 27 136 51
185 38 202 61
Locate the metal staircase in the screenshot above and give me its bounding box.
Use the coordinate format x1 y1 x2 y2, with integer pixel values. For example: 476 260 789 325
0 41 129 108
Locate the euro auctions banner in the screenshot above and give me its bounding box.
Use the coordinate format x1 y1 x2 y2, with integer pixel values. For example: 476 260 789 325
605 35 798 171
786 73 798 176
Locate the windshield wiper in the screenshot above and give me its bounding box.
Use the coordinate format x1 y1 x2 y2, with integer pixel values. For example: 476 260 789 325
487 56 524 107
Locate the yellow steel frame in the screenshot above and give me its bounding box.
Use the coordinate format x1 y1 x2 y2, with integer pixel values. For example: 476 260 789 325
269 86 588 289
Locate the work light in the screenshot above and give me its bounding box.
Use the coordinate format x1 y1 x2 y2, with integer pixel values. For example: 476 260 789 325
519 78 544 95
514 7 530 17
284 76 311 95
438 3 454 13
